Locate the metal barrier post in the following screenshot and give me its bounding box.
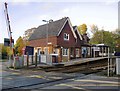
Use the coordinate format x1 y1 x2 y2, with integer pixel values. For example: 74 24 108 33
35 52 37 67
27 52 29 67
31 55 33 64
108 47 110 76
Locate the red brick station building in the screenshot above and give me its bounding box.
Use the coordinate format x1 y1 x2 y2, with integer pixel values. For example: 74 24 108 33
28 17 92 62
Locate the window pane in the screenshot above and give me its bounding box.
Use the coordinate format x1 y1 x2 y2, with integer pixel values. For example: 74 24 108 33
64 33 69 40
63 48 68 56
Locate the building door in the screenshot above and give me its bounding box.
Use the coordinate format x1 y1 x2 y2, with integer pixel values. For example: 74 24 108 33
76 48 79 57
38 48 41 55
70 48 74 59
82 47 87 58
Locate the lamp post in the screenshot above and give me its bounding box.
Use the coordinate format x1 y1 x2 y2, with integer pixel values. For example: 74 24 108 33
42 20 49 54
102 27 104 57
108 47 110 76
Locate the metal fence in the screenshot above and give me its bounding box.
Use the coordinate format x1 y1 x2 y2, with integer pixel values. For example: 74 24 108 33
8 54 56 68
23 54 53 66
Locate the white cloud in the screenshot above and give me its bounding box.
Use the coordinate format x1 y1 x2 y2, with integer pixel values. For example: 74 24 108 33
1 0 119 3
37 15 49 20
0 0 31 6
0 3 3 10
5 0 30 2
41 3 54 10
62 8 70 13
105 0 119 5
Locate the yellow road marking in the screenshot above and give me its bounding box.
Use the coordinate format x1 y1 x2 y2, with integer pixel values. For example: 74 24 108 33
5 77 13 80
27 75 43 78
0 70 6 72
12 72 20 75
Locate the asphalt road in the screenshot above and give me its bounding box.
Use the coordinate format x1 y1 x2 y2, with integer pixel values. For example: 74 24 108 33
1 60 120 91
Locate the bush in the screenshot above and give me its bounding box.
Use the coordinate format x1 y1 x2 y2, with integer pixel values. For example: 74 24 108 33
2 52 7 59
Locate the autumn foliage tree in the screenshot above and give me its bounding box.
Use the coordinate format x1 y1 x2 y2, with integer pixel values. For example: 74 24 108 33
0 44 7 59
15 36 26 55
0 44 13 59
78 24 87 34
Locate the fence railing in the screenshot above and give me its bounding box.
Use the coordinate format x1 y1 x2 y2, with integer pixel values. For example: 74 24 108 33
23 54 53 66
8 53 58 68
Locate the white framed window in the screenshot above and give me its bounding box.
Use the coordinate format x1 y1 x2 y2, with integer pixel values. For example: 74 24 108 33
64 33 69 41
63 48 68 56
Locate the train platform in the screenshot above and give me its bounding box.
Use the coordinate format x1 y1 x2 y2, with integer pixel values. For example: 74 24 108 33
24 56 118 69
53 57 108 67
33 57 108 69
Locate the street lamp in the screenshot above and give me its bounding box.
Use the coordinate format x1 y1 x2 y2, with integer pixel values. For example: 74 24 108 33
102 27 104 57
42 20 49 54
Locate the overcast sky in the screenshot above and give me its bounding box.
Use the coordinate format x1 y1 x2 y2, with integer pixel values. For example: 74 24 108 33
0 0 119 43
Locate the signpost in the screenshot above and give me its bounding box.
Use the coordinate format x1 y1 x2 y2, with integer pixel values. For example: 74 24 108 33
4 38 14 46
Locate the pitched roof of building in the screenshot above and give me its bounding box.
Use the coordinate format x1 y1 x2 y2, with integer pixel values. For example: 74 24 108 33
29 17 69 40
82 33 90 43
73 26 83 40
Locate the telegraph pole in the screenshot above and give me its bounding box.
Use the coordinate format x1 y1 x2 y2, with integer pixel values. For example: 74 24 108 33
4 2 14 58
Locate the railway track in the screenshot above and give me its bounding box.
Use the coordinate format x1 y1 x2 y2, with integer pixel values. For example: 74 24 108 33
40 58 115 74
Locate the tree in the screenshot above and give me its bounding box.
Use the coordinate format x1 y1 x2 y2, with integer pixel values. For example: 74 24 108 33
0 44 7 59
23 27 36 41
0 43 12 59
78 24 87 34
114 29 120 52
90 30 115 49
0 44 7 54
15 36 26 55
90 24 98 34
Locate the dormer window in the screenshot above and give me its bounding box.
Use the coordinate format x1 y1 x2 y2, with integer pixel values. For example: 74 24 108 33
64 33 69 41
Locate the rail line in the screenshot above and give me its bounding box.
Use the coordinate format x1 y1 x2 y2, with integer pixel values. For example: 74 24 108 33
41 58 115 74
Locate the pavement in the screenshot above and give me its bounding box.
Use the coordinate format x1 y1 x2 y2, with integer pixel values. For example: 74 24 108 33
62 57 108 66
29 57 109 68
1 69 79 90
40 74 120 90
1 61 81 90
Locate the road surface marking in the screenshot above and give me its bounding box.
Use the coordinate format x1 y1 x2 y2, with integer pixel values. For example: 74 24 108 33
26 75 44 78
12 72 20 75
5 77 13 80
57 84 89 90
75 79 119 85
0 70 6 72
49 77 62 79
